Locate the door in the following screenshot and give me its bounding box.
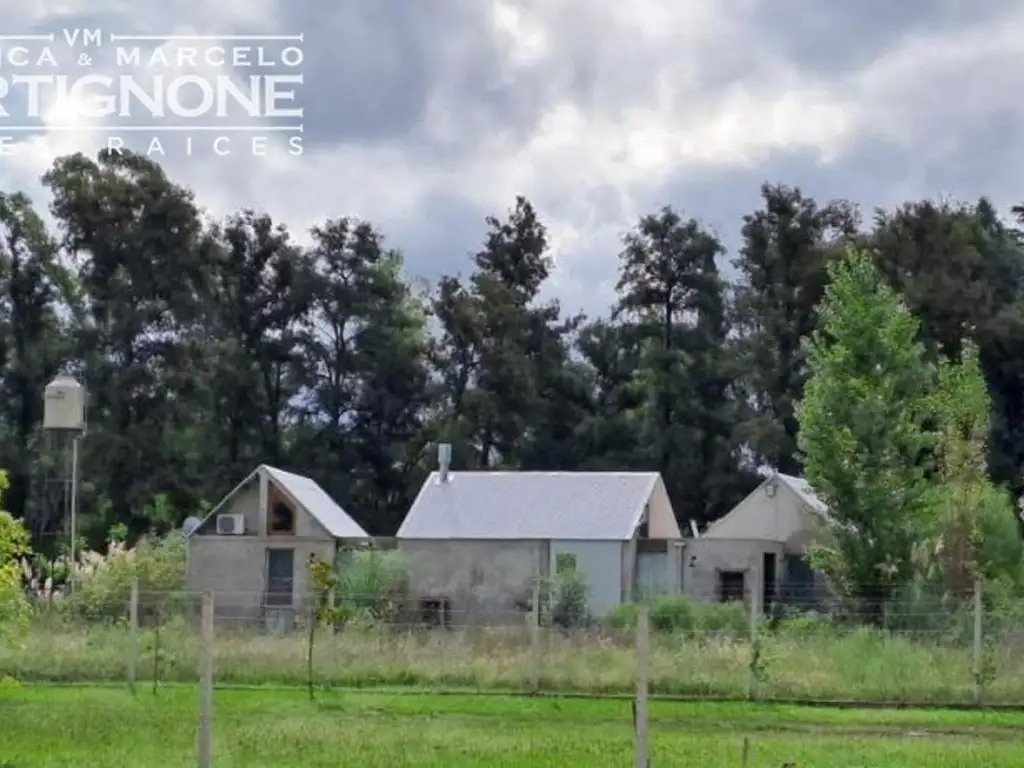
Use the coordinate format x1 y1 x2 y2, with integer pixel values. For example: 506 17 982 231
265 548 295 607
762 552 777 611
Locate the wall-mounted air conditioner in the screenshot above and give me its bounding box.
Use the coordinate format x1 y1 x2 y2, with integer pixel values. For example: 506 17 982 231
216 513 245 535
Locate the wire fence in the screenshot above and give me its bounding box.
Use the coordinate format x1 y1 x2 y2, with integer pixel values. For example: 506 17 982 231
5 578 1024 706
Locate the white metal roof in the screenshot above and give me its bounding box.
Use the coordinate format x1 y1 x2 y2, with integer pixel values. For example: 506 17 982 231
396 471 662 540
775 473 830 517
188 464 369 539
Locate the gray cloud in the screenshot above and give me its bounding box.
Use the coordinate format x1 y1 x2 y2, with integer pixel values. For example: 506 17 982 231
2 0 1024 318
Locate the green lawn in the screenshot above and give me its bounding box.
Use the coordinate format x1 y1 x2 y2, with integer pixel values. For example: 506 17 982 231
2 687 1022 766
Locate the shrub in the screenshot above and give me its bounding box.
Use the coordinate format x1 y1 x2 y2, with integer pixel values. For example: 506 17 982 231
548 568 589 630
332 549 410 623
0 500 31 643
62 532 187 622
608 596 748 636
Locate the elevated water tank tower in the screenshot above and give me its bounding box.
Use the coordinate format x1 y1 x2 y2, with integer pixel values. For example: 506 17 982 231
43 375 86 431
43 374 86 590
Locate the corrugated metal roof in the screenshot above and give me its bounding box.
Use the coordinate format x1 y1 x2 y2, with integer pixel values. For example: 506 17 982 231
187 464 369 539
776 473 830 517
263 466 369 539
397 471 661 540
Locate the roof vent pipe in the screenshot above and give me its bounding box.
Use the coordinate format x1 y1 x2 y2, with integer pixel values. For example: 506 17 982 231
438 443 452 484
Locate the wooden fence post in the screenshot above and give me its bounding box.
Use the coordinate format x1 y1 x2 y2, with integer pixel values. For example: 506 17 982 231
529 548 542 693
197 591 214 768
634 603 649 768
973 576 984 705
128 576 139 695
748 567 761 701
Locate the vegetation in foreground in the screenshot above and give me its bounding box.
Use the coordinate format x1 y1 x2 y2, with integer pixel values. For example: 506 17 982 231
2 687 1022 767
4 609 1024 705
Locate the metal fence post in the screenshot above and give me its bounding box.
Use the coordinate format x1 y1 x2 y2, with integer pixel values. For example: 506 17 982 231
973 575 984 705
634 603 649 768
197 591 214 768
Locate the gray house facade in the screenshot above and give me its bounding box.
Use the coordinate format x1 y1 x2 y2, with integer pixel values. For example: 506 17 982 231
396 463 683 624
683 472 831 611
186 464 369 624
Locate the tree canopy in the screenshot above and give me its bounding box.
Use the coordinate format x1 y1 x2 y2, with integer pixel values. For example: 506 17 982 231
2 151 1024 585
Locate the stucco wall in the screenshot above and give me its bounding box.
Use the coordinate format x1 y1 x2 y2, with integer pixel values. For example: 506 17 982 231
400 538 633 623
682 538 785 608
703 482 826 550
646 478 682 539
399 539 546 624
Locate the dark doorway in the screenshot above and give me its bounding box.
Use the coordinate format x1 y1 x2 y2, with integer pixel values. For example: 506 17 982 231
265 548 295 607
763 552 777 611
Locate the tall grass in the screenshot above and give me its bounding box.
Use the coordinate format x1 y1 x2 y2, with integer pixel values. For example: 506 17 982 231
6 608 1024 704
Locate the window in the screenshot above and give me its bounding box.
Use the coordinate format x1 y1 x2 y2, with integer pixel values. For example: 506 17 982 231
555 553 577 574
270 501 295 534
420 598 451 627
718 570 745 603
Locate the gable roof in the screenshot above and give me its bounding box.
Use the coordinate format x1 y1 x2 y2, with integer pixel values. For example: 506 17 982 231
188 464 369 539
397 471 662 540
702 471 831 538
775 473 829 517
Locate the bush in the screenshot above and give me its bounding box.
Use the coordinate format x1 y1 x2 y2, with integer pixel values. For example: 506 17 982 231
608 596 748 636
548 569 589 630
333 549 410 623
62 532 187 622
0 502 31 643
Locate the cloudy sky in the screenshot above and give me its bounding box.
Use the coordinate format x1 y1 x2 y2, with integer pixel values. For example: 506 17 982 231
0 0 1022 315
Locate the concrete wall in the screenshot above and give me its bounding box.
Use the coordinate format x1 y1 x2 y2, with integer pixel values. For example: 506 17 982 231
187 472 337 623
682 538 785 607
399 539 546 624
400 538 634 623
551 539 622 616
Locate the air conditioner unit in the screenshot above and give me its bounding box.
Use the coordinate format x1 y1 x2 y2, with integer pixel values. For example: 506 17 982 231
216 513 245 535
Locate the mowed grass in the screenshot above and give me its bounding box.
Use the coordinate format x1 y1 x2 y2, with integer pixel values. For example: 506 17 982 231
2 686 1023 766
6 618 1024 704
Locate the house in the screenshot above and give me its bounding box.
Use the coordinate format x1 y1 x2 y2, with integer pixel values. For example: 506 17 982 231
396 450 683 624
682 472 831 610
185 464 369 624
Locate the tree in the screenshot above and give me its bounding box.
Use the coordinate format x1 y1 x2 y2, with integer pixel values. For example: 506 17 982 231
873 199 1024 512
43 150 211 537
733 185 858 474
0 471 31 642
431 197 565 470
797 248 934 618
615 206 753 524
925 342 1021 593
0 192 71 542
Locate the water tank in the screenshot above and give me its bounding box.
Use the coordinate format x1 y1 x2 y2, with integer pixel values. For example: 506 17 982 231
43 375 86 431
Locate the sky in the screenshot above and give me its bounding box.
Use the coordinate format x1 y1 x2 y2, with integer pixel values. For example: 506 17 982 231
0 0 1023 316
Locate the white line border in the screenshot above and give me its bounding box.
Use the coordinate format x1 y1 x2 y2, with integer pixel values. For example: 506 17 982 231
0 125 303 132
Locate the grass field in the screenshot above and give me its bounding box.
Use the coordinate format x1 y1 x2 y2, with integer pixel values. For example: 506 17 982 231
5 618 1024 704
2 686 1023 766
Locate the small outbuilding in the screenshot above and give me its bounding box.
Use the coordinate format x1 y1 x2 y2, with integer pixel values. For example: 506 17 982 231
682 472 832 610
186 464 368 626
396 453 683 624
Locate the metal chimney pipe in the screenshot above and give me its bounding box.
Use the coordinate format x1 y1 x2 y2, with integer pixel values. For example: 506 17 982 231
438 443 452 484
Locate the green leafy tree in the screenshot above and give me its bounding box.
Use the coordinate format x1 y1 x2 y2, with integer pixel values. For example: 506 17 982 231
924 342 1021 593
797 248 934 618
0 471 31 642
